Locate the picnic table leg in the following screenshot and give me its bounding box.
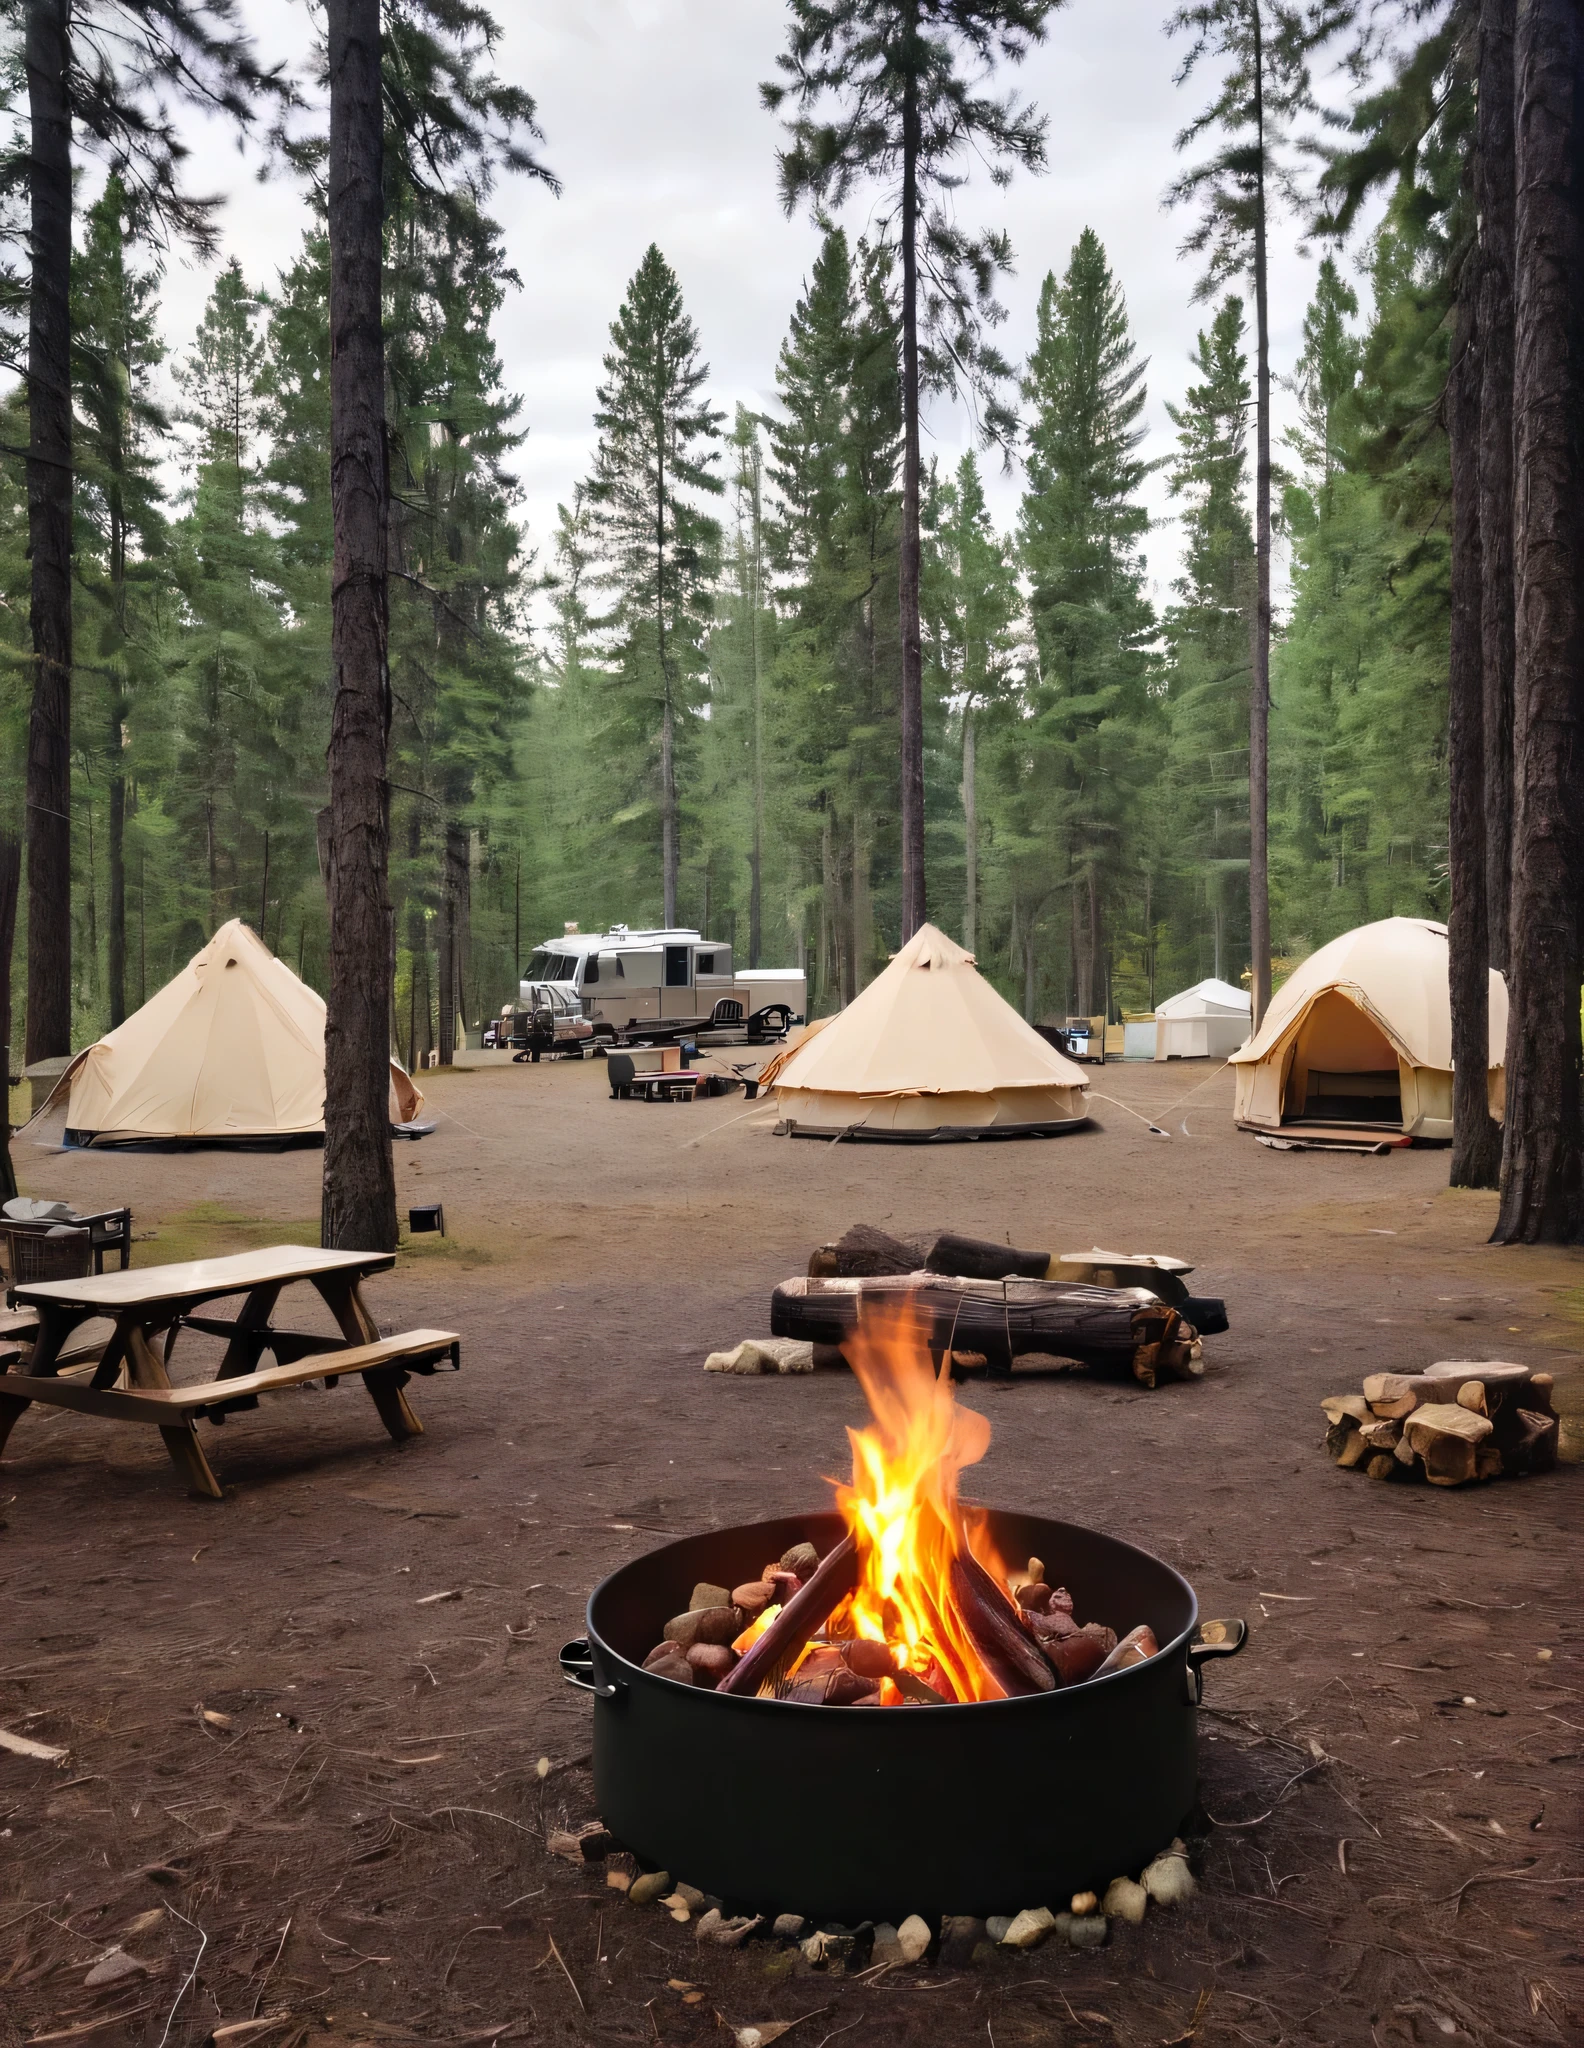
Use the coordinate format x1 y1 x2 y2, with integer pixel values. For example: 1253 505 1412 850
0 1305 74 1458
312 1274 424 1442
127 1325 223 1500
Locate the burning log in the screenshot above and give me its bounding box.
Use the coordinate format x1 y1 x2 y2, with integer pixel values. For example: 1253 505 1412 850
1095 1624 1160 1676
807 1225 926 1277
716 1535 859 1697
1324 1360 1558 1487
772 1274 1191 1381
949 1550 1056 1697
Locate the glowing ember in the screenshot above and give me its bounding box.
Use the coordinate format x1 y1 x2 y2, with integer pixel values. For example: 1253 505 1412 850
827 1300 1014 1702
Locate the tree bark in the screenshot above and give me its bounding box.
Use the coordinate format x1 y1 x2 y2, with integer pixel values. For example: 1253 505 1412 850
322 0 398 1253
437 815 468 1063
0 829 20 1202
897 46 927 940
1246 1 1273 1032
1478 0 1518 972
656 426 678 928
1493 0 1583 1244
1447 252 1503 1187
749 441 765 969
24 0 73 1064
960 704 977 951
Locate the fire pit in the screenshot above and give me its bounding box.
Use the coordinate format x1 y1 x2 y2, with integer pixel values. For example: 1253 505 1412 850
561 1306 1246 1921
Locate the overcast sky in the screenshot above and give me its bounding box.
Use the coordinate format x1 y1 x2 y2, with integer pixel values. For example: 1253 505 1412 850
160 0 1371 614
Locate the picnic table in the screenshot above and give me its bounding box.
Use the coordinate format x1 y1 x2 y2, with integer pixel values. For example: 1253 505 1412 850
0 1245 459 1499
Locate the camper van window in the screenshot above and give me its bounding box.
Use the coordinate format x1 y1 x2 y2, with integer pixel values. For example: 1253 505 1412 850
583 954 599 984
696 952 714 974
664 945 690 987
525 949 552 980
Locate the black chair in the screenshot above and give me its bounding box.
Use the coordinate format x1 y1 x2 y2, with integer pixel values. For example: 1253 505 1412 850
607 1054 636 1100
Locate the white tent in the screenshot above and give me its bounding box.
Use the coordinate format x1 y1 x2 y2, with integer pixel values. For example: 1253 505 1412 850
1153 977 1252 1062
50 919 423 1146
1228 917 1506 1141
767 924 1090 1140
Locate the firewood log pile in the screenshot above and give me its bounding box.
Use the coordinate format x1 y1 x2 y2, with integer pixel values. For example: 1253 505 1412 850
637 1536 1158 1703
773 1225 1225 1390
1322 1360 1559 1486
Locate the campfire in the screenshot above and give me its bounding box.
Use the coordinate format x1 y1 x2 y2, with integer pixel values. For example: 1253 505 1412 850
639 1302 1156 1703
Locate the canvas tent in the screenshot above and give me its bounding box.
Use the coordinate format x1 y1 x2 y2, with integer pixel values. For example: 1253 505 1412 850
1228 917 1505 1142
1153 977 1252 1061
767 923 1090 1139
45 919 423 1147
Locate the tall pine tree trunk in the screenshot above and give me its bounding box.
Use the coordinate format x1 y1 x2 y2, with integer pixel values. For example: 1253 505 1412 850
24 0 73 1064
656 444 678 928
1478 0 1518 972
1493 0 1583 1244
749 469 765 969
961 705 977 952
106 428 128 1026
437 817 468 1063
0 830 20 1202
1246 2 1273 1032
322 0 397 1253
897 51 927 940
1447 268 1502 1187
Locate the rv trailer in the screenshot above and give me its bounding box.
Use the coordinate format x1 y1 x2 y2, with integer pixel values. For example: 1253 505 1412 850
515 925 805 1049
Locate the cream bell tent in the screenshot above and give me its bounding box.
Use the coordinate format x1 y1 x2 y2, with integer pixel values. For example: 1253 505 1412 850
1152 977 1252 1061
1228 916 1505 1143
50 919 424 1147
767 923 1090 1139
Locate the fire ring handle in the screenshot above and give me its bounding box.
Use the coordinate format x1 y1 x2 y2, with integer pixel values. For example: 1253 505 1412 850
560 1638 623 1700
1184 1617 1247 1704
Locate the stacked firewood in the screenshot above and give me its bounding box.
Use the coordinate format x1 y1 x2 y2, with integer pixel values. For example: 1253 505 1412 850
778 1224 1224 1389
1322 1360 1558 1485
639 1537 1158 1703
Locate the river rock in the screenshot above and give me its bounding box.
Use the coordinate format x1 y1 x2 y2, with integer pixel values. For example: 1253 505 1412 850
896 1914 931 1963
870 1923 903 1967
986 1915 1013 1943
1104 1876 1148 1924
1142 1842 1195 1908
628 1870 671 1907
1000 1907 1057 1949
1068 1914 1108 1950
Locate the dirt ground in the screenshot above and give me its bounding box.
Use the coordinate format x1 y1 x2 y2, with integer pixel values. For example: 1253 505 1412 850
2 1051 1581 2048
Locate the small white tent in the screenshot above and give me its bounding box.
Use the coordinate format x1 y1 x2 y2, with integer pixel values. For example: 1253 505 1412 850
767 924 1090 1140
51 920 423 1146
1153 977 1252 1061
1228 917 1505 1141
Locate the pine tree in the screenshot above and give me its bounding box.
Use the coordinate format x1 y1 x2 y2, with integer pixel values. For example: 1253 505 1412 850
71 175 170 1028
168 262 298 941
1163 298 1254 990
3 0 287 1063
763 1 1061 941
766 228 902 1005
1017 229 1157 1013
586 245 723 928
923 454 1017 952
1166 0 1335 1028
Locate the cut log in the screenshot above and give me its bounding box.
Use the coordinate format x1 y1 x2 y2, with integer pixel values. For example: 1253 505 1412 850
949 1549 1056 1696
716 1535 858 1697
1360 1417 1401 1452
1365 1452 1397 1481
1501 1408 1559 1476
925 1233 1052 1282
1456 1381 1488 1417
1334 1428 1372 1469
807 1226 925 1278
1325 1418 1358 1461
1038 1622 1115 1686
1321 1394 1372 1426
1057 1249 1193 1306
1364 1361 1532 1419
772 1274 1179 1379
1404 1402 1494 1487
1527 1372 1555 1416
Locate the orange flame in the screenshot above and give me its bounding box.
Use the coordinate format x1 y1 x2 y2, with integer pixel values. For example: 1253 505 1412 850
830 1299 1012 1702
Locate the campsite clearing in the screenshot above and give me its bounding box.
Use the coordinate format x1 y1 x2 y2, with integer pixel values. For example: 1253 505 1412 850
1 1053 1579 2047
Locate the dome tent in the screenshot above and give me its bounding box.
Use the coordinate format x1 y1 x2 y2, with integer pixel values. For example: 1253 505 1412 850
1228 917 1505 1143
768 924 1090 1140
47 919 424 1147
1152 976 1251 1061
